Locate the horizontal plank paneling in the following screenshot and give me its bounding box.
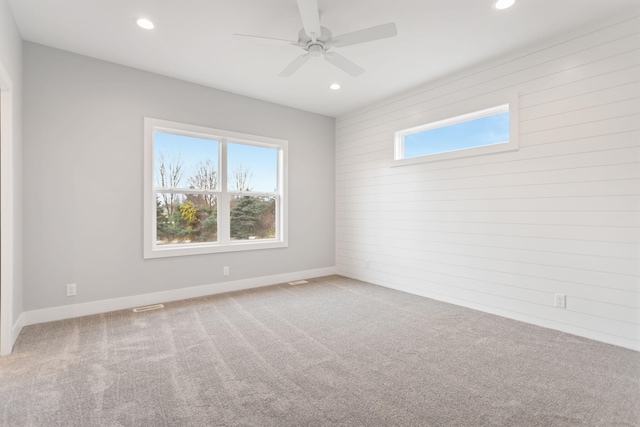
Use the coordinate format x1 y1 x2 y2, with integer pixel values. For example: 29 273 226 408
336 222 638 244
334 250 640 314
338 133 640 177
338 164 640 194
336 259 640 342
520 99 640 133
338 180 640 204
337 228 638 259
338 165 640 196
338 265 640 350
336 237 638 272
337 196 639 214
335 242 639 288
335 13 640 350
519 65 640 108
519 81 640 121
338 15 640 128
336 210 640 230
337 45 640 140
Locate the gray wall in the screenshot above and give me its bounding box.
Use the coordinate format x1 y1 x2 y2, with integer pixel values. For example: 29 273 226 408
335 14 640 350
0 0 23 328
23 42 335 311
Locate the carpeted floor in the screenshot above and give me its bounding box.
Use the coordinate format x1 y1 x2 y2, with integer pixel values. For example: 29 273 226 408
1 275 638 426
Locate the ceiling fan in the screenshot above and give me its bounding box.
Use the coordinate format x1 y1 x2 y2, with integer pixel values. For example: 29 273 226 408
234 0 398 77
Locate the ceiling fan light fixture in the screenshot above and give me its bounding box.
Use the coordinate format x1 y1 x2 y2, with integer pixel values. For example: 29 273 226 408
494 0 515 9
330 83 341 90
308 44 323 57
136 18 155 30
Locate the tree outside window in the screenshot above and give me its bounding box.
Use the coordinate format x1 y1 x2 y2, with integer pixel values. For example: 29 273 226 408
144 118 287 258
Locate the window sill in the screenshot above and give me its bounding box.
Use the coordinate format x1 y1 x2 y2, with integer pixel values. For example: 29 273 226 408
391 140 518 167
144 239 288 259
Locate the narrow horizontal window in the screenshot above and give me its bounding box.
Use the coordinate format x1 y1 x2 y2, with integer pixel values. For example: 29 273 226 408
394 101 518 165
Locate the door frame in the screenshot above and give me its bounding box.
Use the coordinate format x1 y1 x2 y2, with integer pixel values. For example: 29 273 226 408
0 62 15 355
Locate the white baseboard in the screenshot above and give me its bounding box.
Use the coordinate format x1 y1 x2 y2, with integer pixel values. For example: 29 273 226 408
11 313 24 349
0 313 24 356
340 271 640 352
21 266 336 327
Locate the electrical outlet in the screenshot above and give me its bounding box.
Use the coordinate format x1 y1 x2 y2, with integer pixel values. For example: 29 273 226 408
223 266 229 276
66 283 77 297
554 294 566 308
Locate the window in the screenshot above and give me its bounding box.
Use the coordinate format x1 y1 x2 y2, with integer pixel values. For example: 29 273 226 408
144 118 288 258
394 101 518 165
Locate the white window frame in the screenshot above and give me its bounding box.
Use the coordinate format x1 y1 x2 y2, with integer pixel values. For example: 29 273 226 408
144 118 288 259
393 96 518 166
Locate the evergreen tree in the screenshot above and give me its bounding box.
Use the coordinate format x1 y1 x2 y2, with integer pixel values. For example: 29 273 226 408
230 196 262 239
156 200 170 241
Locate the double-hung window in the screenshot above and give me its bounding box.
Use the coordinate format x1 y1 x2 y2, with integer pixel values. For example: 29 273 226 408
144 118 288 258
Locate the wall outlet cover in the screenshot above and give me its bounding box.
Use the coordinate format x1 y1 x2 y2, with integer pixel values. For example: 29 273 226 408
554 294 566 308
66 283 77 297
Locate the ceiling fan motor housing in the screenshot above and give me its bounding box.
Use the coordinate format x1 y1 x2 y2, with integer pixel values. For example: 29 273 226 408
298 26 332 53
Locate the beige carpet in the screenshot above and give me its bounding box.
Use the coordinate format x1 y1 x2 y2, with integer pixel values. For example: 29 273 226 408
1 275 638 426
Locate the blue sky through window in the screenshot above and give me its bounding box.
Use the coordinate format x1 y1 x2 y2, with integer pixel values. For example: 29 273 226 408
227 142 277 192
154 131 277 192
403 111 509 158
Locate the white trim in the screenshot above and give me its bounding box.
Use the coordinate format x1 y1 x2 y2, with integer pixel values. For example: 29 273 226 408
144 117 289 259
11 313 24 347
339 272 640 352
396 104 509 141
279 137 288 247
0 63 15 356
21 267 337 326
392 94 519 166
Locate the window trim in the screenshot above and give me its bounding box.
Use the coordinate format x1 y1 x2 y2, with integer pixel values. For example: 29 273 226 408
144 118 288 259
393 96 518 166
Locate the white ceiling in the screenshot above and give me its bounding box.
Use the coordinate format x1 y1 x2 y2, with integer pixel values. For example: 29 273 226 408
8 0 639 117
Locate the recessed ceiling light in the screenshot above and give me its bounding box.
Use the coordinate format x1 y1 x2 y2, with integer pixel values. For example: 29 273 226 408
136 18 155 30
494 0 515 9
330 83 341 90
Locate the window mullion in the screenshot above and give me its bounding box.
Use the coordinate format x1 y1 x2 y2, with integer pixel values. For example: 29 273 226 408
218 139 230 243
153 187 220 195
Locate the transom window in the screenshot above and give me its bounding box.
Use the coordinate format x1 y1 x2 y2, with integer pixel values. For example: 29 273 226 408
394 101 518 165
144 118 288 258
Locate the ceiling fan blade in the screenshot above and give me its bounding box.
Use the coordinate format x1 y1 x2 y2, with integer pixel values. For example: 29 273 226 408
234 34 301 47
331 23 398 48
279 53 313 77
323 51 364 77
296 0 322 42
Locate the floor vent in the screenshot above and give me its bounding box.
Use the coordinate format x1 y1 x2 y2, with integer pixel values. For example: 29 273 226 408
288 280 308 286
133 304 164 313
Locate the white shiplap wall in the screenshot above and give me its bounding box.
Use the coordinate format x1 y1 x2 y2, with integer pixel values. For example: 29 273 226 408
335 14 640 351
